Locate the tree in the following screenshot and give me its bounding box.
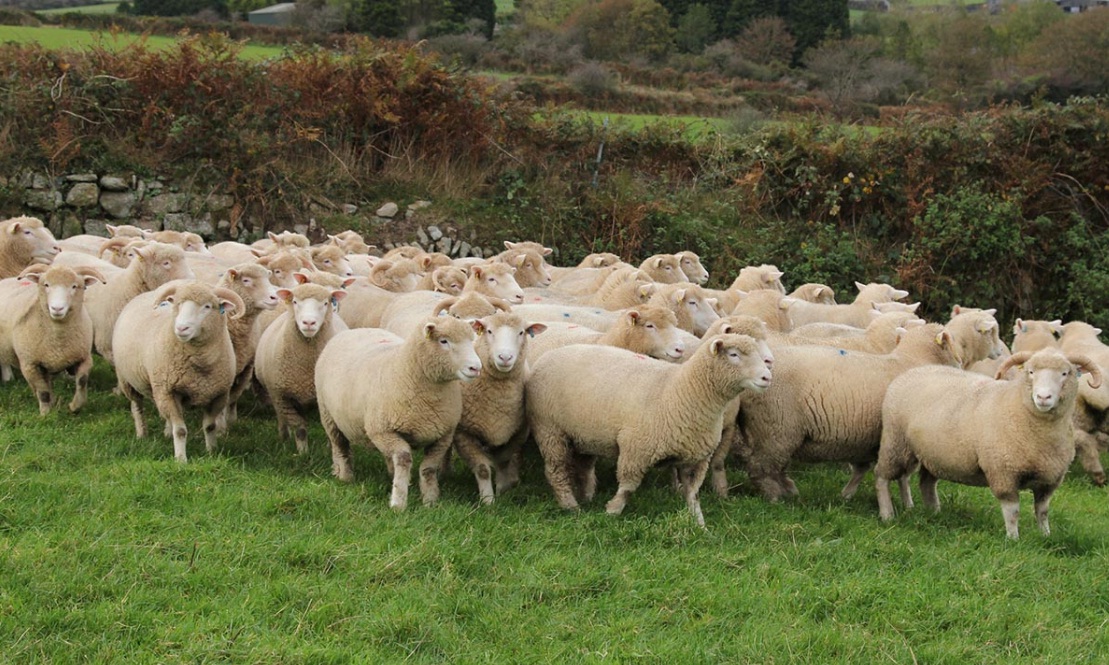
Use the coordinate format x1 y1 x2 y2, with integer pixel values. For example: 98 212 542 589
675 3 716 53
735 14 794 66
132 0 227 16
921 12 995 106
804 35 917 113
781 0 848 58
348 0 404 36
1024 7 1109 96
722 0 777 38
566 0 674 62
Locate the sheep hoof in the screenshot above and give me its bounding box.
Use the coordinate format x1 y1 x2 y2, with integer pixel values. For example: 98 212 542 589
1091 472 1106 487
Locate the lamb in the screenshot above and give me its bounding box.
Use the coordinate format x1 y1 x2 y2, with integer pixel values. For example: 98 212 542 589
143 229 212 255
254 283 349 454
310 244 354 277
675 251 709 285
329 230 374 255
874 349 1101 538
0 216 61 278
736 322 989 502
524 306 688 363
647 282 720 336
315 316 483 510
113 281 245 462
527 333 773 526
85 242 195 363
1057 321 1109 483
730 290 795 332
788 283 836 305
215 264 280 428
786 282 912 329
731 264 785 294
586 267 655 310
496 248 553 288
0 265 105 414
453 310 547 503
638 254 689 284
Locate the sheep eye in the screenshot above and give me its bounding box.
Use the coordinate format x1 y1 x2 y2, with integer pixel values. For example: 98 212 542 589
243 279 252 286
439 338 449 346
645 323 656 330
203 304 212 310
488 277 495 283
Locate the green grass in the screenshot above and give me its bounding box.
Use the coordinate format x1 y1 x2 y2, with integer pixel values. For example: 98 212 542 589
2 357 1108 662
37 2 121 14
0 25 286 60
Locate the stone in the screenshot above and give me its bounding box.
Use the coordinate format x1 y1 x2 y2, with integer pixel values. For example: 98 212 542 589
99 191 137 219
376 202 399 218
416 227 429 245
459 241 471 257
66 173 98 183
470 246 483 258
293 224 309 236
205 194 235 213
99 175 130 192
0 175 8 187
31 173 51 190
24 188 62 212
84 219 110 237
438 236 452 255
144 192 186 216
308 202 328 217
66 182 100 208
342 204 359 215
61 213 84 239
427 225 443 241
408 199 432 212
384 242 395 251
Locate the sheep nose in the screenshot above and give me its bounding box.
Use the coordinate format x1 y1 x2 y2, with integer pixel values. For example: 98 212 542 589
301 318 318 328
498 353 515 364
512 294 524 303
175 324 192 336
672 347 684 356
49 305 66 316
765 357 774 368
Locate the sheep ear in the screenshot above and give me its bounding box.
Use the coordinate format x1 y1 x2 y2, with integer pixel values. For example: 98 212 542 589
653 258 664 269
503 241 516 250
526 323 547 337
855 281 866 292
710 337 725 355
470 265 485 279
213 287 245 319
514 254 527 268
672 288 687 303
470 319 487 335
330 289 347 304
983 308 997 317
292 272 310 285
341 277 356 288
421 255 434 271
268 231 280 242
1014 319 1026 335
432 298 458 316
951 304 964 317
1050 320 1064 335
488 297 512 313
996 351 1034 380
638 284 656 299
276 289 293 303
779 297 797 310
626 310 641 324
767 271 784 283
156 285 178 307
226 268 239 281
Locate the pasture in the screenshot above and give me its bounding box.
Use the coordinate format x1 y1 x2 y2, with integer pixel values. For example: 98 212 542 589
0 24 286 59
1 355 1107 662
37 3 121 15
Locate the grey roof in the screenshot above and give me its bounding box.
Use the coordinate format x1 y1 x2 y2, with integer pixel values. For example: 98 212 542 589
249 3 297 15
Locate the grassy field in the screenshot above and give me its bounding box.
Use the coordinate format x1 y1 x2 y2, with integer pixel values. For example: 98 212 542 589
1 355 1108 662
0 25 286 59
37 2 121 14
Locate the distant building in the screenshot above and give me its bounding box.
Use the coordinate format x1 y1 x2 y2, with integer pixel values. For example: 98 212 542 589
1056 0 1109 12
247 2 296 27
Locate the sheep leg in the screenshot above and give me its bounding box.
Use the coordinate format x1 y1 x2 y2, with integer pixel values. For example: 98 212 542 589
709 427 737 498
919 467 941 512
418 434 453 507
573 455 598 504
153 390 188 463
534 426 580 510
454 431 496 505
223 364 253 430
995 491 1021 540
605 454 650 516
370 431 414 511
68 356 93 414
875 475 896 521
202 393 228 454
1032 486 1055 537
20 362 54 416
1074 430 1106 486
0 363 11 382
898 476 914 510
120 383 147 438
841 462 871 500
273 395 307 454
493 429 527 495
677 459 710 528
320 405 354 482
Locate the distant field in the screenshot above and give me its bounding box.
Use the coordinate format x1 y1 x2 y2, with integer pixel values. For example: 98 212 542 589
544 110 733 140
0 24 286 59
37 2 121 14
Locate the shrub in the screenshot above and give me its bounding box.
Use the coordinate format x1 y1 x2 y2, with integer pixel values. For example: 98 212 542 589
568 62 618 98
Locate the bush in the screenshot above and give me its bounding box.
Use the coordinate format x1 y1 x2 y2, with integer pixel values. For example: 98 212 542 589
568 62 618 98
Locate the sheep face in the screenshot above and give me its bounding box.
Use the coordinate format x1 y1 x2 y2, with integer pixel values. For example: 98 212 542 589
311 246 354 278
705 316 774 369
854 282 910 304
640 255 688 284
580 252 621 268
509 250 553 288
998 349 1102 416
470 264 525 304
258 252 308 288
4 216 61 265
669 285 720 336
226 264 279 310
676 251 709 285
22 265 103 321
731 264 785 295
789 283 836 305
626 307 686 362
137 244 195 285
708 333 773 393
477 311 547 373
949 311 1007 367
280 285 344 338
420 318 483 382
371 259 422 292
432 266 467 295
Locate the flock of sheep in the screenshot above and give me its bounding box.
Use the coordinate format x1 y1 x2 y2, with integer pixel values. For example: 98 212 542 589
0 213 1105 539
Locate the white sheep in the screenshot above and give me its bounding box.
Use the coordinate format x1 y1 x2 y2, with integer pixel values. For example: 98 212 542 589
526 333 773 526
736 320 1000 502
647 282 721 336
216 264 280 428
730 290 795 332
85 242 196 363
730 264 785 294
524 306 688 363
875 348 1101 539
788 283 837 305
495 248 553 288
0 216 61 278
675 251 709 285
1057 321 1109 484
638 254 689 284
329 230 375 255
143 229 212 256
113 281 245 462
254 283 349 454
315 316 483 510
786 282 911 328
454 310 547 503
0 265 105 414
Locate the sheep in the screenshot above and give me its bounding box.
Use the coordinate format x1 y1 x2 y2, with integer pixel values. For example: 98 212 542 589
0 265 105 414
256 250 312 288
674 250 709 285
587 267 655 310
731 290 795 332
786 282 911 329
329 230 374 255
789 283 837 305
310 244 354 278
1058 321 1109 484
731 264 786 294
216 264 280 428
638 254 688 284
416 265 468 295
252 230 310 253
527 333 773 526
875 349 1102 538
368 258 423 292
112 281 245 462
503 240 553 257
106 224 146 239
85 242 195 363
383 245 424 261
524 306 688 363
315 316 483 510
100 237 149 268
143 229 212 255
0 216 61 278
453 310 547 503
254 283 349 454
783 311 927 355
549 263 629 296
647 282 720 336
1012 318 1063 354
735 322 990 502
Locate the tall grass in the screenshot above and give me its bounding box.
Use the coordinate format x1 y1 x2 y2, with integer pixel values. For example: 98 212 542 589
1 356 1108 662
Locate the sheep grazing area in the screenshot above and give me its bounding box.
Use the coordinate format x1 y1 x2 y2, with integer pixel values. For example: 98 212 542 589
1 357 1108 662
